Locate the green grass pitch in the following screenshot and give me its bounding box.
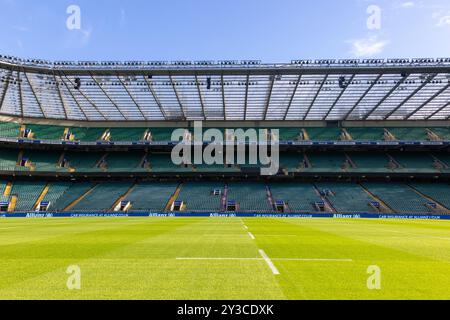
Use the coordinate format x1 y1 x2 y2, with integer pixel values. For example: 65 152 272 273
0 217 449 300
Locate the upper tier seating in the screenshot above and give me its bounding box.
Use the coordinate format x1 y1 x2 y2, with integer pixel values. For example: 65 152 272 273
389 152 437 172
386 127 428 141
306 152 349 172
0 121 448 142
68 127 106 141
26 124 64 140
63 151 103 172
107 128 146 141
0 122 20 138
430 128 450 140
346 127 385 141
347 153 391 172
303 127 342 141
0 149 23 172
103 152 145 172
22 150 65 172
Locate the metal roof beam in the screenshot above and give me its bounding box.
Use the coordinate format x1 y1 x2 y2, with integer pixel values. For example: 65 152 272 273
343 74 382 120
143 75 168 120
55 71 89 120
383 73 438 120
52 70 69 119
17 71 24 118
363 75 409 120
116 74 147 120
60 72 107 120
89 73 128 120
0 69 12 111
426 101 450 120
324 74 356 120
303 74 328 120
5 61 450 77
405 82 450 120
195 74 206 120
263 75 276 120
168 74 186 120
22 69 47 117
244 74 250 120
221 74 227 120
283 75 302 120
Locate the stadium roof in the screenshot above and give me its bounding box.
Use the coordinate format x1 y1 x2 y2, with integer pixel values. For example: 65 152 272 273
1 55 450 122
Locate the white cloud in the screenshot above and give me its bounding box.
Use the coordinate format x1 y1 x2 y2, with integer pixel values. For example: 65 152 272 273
347 36 389 57
434 12 450 27
400 2 415 8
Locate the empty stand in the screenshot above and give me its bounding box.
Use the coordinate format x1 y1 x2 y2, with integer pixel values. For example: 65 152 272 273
0 122 20 138
303 127 342 141
10 181 47 212
346 127 385 141
386 127 428 141
410 183 450 211
226 183 272 212
127 182 178 212
315 182 378 213
175 182 223 212
269 182 322 213
51 183 95 211
71 182 132 211
362 182 438 214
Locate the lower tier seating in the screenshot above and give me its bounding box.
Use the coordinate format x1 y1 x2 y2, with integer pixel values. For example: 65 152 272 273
0 180 449 214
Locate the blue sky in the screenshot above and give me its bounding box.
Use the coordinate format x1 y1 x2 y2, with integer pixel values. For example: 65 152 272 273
1 0 450 62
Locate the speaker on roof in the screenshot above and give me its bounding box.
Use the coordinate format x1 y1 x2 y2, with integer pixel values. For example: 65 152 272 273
74 77 81 90
206 77 211 90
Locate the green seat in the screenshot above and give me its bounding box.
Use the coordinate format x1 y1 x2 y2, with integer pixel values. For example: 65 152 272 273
127 183 178 212
0 122 20 138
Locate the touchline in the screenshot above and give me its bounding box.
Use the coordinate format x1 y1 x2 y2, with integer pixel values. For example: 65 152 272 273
170 121 280 176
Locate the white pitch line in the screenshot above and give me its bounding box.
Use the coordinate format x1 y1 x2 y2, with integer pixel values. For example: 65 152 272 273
248 232 255 240
259 249 280 275
175 257 353 265
176 257 261 260
243 225 248 230
273 258 353 262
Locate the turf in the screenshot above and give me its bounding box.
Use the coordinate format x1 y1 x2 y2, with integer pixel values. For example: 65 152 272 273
0 217 449 300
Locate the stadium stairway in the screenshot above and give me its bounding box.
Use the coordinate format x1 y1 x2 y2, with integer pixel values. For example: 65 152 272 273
407 184 450 213
110 183 137 211
358 184 393 213
64 184 99 211
32 183 50 211
165 184 183 212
